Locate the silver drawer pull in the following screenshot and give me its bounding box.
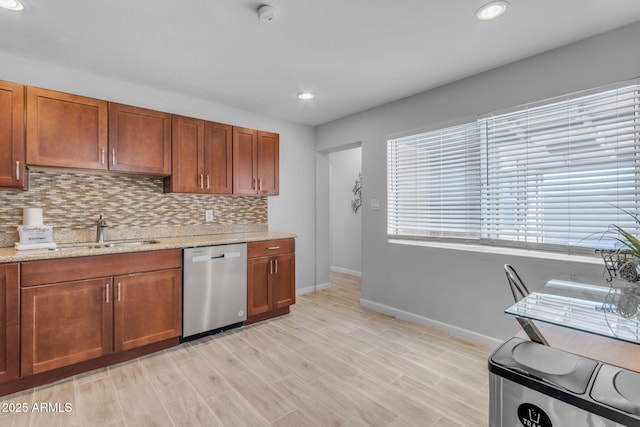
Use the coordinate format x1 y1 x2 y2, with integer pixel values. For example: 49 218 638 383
267 246 280 250
105 284 110 303
15 161 20 180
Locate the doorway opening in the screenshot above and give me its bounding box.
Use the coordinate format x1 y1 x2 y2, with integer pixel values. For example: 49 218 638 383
329 145 362 278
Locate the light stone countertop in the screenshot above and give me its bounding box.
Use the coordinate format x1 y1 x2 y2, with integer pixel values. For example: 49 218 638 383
0 231 297 263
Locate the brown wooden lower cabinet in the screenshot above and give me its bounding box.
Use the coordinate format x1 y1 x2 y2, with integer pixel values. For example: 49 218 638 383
0 264 19 383
247 256 272 317
21 277 113 376
114 269 181 352
246 239 295 324
19 250 182 378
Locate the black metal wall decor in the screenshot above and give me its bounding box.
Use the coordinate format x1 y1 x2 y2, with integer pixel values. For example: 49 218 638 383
351 172 362 213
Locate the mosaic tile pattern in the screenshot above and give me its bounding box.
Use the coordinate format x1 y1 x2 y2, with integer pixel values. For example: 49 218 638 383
0 170 268 247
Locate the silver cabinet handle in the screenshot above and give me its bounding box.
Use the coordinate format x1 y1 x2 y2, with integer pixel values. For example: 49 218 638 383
258 179 262 192
112 148 116 166
105 284 110 303
252 178 257 190
269 259 273 274
206 175 210 189
274 259 278 273
15 161 20 180
200 174 204 189
101 147 106 164
117 283 121 301
267 246 280 250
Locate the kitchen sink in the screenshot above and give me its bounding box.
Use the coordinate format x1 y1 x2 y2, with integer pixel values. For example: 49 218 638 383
102 240 160 247
50 240 160 251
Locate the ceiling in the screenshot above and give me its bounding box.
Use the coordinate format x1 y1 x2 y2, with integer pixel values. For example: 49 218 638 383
1 1 640 127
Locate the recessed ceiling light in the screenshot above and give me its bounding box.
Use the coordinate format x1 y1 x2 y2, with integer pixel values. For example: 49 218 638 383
298 92 314 100
0 0 24 11
476 1 509 21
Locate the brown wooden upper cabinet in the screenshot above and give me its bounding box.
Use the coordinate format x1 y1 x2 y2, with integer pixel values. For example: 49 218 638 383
26 87 171 176
108 103 171 176
0 81 26 189
165 115 232 193
26 86 108 171
233 127 279 195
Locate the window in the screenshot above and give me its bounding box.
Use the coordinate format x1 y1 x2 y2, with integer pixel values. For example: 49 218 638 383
387 81 640 254
387 122 481 241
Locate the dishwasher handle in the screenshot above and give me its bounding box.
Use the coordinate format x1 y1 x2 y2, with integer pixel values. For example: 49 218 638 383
191 252 241 263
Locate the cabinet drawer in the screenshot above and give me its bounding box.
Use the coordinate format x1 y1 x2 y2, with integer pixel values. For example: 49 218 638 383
247 239 294 258
21 249 181 287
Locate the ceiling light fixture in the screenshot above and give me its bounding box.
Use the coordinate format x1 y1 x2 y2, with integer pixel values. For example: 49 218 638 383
298 92 314 100
476 1 509 21
0 0 24 11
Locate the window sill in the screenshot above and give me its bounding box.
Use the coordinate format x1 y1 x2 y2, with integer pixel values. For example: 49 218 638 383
387 238 603 265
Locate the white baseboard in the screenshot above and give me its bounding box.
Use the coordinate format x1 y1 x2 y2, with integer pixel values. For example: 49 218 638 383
360 298 503 349
297 282 331 295
330 266 362 277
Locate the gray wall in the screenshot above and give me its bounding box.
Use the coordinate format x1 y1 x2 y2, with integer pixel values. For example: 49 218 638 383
330 147 362 276
0 51 317 295
316 21 640 347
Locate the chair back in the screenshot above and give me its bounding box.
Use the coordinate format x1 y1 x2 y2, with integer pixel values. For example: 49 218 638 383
504 264 531 302
504 264 549 345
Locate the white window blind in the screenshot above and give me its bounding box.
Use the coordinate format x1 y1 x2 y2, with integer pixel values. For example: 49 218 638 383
480 84 640 253
387 122 481 241
387 80 640 254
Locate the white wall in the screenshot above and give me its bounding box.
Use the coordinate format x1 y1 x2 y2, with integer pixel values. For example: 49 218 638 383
329 147 362 276
0 51 317 294
316 21 640 347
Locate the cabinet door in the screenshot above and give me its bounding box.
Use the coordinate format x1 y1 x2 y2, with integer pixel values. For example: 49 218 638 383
21 278 113 376
26 87 108 170
0 264 19 383
273 253 295 309
167 115 204 193
233 126 258 194
247 256 272 317
113 268 181 352
108 103 171 175
203 121 233 194
0 81 25 189
256 131 279 195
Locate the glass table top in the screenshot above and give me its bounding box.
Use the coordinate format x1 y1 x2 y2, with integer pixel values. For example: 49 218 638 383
506 273 640 345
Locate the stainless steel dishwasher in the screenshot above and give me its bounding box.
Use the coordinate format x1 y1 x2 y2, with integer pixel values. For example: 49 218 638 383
182 243 247 340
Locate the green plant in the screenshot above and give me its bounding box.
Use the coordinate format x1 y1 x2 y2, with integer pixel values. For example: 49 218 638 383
607 207 640 258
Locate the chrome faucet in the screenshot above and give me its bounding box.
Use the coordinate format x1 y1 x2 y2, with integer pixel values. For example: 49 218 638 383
96 215 109 242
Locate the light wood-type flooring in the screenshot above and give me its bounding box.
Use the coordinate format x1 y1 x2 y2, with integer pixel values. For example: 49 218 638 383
0 272 491 426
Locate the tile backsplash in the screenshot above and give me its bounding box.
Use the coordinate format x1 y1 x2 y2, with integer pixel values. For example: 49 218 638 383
0 170 268 247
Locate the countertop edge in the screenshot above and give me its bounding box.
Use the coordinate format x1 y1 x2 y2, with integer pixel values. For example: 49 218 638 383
0 231 297 263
